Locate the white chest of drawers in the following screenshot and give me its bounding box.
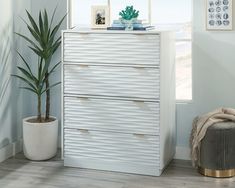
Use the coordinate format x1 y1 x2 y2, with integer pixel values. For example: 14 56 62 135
61 30 176 176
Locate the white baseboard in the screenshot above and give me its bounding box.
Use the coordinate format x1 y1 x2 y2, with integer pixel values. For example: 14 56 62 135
0 139 23 163
174 146 190 160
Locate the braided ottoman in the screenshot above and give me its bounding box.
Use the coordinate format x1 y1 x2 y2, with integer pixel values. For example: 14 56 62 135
198 122 235 178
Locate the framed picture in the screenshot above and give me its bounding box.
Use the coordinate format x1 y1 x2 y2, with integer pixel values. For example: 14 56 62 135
91 5 110 29
206 0 233 30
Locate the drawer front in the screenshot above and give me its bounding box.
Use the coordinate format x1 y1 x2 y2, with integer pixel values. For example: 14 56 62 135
64 97 160 135
63 33 160 66
63 65 160 99
64 129 160 166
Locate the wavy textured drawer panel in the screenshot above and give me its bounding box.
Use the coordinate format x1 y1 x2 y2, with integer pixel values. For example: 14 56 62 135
64 129 160 166
64 65 160 99
64 97 160 135
63 33 160 66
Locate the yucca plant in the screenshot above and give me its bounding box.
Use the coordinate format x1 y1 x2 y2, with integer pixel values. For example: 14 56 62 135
13 53 50 122
15 9 66 121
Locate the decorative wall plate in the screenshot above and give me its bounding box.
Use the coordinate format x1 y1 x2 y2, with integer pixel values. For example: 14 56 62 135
206 0 233 30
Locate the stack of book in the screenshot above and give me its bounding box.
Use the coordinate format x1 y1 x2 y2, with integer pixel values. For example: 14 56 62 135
107 20 155 31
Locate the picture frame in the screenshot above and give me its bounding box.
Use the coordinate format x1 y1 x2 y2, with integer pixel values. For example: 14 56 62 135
206 0 233 30
91 5 110 29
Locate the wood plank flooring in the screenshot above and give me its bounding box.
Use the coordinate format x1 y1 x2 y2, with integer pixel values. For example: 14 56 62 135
0 153 234 188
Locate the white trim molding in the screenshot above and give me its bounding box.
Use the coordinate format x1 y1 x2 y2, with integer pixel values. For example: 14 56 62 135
174 146 191 160
0 139 23 163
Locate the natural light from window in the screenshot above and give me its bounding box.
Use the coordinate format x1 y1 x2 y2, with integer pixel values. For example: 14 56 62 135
69 0 192 100
151 0 192 101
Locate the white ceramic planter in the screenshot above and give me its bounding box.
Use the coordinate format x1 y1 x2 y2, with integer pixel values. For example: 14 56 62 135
23 116 58 161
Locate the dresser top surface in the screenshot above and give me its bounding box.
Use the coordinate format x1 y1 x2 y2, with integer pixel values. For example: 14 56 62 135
62 28 172 35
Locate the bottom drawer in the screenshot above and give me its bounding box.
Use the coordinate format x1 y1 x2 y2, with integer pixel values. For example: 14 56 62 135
64 129 160 167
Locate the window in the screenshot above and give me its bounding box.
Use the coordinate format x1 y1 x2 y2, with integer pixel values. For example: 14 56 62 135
151 0 192 101
69 0 192 100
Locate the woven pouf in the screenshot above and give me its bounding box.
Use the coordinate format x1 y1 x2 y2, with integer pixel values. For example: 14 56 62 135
198 122 235 178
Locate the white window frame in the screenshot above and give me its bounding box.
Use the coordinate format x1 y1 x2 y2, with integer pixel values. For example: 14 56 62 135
175 38 193 103
175 3 193 103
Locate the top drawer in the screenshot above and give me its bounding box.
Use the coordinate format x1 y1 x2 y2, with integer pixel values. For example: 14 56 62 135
63 33 160 66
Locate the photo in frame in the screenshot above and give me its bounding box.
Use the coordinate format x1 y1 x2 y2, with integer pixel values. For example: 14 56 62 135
91 5 110 29
206 0 233 30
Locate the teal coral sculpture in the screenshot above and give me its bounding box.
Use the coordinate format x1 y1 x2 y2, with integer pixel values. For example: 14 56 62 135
119 6 139 20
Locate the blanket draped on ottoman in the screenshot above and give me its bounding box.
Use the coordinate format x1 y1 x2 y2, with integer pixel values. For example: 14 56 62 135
190 108 235 167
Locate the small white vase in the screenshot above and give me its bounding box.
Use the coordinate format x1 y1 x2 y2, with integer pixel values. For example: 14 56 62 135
23 116 58 161
120 18 136 30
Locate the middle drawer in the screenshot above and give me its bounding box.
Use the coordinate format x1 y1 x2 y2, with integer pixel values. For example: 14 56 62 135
63 64 160 100
64 97 160 135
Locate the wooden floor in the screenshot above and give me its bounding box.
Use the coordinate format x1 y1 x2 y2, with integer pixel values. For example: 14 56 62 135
0 153 234 188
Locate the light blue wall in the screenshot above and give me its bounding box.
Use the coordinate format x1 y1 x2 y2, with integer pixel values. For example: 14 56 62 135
0 0 66 154
0 0 31 151
176 0 235 157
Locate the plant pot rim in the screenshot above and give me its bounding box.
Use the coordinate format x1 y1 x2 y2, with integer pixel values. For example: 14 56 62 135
23 116 58 125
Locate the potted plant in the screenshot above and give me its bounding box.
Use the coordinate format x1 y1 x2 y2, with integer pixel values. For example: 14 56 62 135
119 6 139 30
13 9 66 160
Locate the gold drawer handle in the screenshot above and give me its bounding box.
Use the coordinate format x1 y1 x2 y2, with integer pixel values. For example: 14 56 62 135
134 67 146 71
133 34 146 38
133 133 146 138
76 97 89 100
134 67 145 70
79 33 90 39
133 101 150 111
79 64 89 68
134 67 147 75
133 100 145 103
77 129 89 134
